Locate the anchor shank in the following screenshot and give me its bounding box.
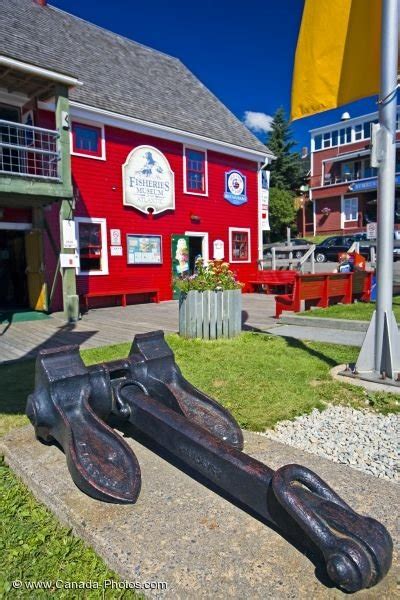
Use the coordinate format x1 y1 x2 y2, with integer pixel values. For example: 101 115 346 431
119 384 276 522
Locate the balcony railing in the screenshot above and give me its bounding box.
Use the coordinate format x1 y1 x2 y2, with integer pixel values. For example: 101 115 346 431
0 119 60 181
323 172 378 186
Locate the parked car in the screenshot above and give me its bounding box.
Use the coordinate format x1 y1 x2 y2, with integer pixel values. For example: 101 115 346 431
263 238 310 259
314 235 375 263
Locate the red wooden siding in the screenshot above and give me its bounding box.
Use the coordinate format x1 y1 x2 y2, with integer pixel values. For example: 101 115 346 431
39 110 260 310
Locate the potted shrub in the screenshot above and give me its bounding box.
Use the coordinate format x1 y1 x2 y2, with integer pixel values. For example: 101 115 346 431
175 260 243 339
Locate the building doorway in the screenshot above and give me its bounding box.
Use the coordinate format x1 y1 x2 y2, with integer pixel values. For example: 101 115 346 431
187 236 203 273
0 229 28 308
171 232 209 299
185 231 209 270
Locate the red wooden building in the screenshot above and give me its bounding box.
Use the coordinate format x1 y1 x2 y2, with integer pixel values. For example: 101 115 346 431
310 110 400 235
1 0 272 318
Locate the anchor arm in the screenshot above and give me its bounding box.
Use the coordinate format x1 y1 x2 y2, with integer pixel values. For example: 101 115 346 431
26 346 141 504
129 331 244 449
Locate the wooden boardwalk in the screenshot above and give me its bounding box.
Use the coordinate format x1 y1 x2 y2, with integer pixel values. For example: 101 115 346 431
0 294 277 363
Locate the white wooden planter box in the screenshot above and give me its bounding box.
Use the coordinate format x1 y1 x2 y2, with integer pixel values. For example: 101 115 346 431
179 289 242 339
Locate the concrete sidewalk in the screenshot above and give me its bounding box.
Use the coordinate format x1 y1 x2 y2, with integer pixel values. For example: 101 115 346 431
2 426 398 599
0 294 278 363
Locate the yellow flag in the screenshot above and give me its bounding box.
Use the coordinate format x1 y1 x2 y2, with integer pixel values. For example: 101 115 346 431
291 0 381 121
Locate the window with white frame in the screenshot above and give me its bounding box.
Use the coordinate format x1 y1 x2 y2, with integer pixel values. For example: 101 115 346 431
354 124 363 140
322 132 331 148
229 227 251 263
75 217 108 274
71 121 105 160
184 147 208 195
343 197 358 222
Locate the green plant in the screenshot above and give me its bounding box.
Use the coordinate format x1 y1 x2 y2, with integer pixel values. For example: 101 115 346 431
268 187 297 240
174 259 243 293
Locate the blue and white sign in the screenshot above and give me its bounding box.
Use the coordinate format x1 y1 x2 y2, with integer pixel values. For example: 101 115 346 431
350 175 400 192
224 170 247 205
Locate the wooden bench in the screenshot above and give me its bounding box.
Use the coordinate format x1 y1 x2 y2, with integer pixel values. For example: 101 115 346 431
275 273 352 318
352 271 373 302
247 270 297 294
81 288 159 311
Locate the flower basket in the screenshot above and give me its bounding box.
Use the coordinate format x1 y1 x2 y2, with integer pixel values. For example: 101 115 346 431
175 260 243 339
179 289 242 339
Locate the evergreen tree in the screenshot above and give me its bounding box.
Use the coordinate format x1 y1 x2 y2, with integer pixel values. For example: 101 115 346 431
268 187 297 240
266 107 305 192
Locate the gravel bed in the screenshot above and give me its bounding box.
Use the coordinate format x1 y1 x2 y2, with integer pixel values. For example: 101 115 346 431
263 406 399 482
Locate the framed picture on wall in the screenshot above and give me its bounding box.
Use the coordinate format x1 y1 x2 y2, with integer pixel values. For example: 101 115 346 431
127 234 162 264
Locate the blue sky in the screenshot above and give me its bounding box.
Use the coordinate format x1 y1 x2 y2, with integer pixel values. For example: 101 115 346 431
51 0 378 151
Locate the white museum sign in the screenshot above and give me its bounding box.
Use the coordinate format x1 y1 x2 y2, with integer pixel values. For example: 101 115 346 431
122 145 175 215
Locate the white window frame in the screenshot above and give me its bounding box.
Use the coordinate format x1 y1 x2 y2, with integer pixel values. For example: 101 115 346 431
184 231 209 262
341 196 359 225
229 227 251 263
75 217 109 275
354 123 363 141
322 132 331 148
183 145 208 196
71 118 106 161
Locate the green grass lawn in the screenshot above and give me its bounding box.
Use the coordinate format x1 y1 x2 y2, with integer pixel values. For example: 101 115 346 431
305 297 400 322
304 234 332 245
0 461 138 599
2 333 398 437
1 332 399 595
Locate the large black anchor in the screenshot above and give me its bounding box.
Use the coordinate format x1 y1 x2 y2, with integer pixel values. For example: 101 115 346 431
26 331 393 593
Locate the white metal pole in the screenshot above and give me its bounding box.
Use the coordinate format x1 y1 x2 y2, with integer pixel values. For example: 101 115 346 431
375 0 398 369
356 0 400 379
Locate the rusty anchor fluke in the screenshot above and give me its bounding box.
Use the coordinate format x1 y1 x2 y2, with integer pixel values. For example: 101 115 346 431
26 330 393 593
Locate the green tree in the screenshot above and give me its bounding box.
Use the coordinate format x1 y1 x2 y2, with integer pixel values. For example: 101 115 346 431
266 107 305 192
268 187 297 240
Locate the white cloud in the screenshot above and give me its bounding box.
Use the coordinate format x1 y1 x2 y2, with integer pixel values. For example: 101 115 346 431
243 111 273 134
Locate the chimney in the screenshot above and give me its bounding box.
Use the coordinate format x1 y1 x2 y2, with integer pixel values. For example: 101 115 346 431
34 0 48 6
301 146 308 159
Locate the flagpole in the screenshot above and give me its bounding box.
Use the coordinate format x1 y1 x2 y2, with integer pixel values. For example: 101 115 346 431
355 0 400 379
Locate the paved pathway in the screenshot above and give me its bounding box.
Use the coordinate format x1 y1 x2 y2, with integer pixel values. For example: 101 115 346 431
0 294 277 363
266 324 366 346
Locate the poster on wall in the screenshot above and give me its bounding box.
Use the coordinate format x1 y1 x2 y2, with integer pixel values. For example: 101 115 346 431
260 170 270 231
224 170 247 205
123 145 175 215
62 219 77 248
110 245 123 256
213 239 224 260
110 229 121 245
127 234 162 264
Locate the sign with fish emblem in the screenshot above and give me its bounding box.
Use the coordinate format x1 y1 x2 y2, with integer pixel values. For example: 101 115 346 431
123 145 175 214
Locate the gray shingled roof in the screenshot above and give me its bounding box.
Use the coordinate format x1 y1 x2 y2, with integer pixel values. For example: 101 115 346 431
2 0 269 155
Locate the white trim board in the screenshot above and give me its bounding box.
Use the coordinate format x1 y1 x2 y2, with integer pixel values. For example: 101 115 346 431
0 55 82 88
0 221 32 231
39 100 271 163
